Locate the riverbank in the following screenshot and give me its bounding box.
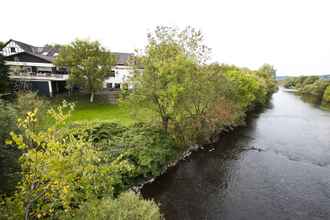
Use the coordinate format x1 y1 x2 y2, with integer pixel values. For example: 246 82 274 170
283 76 330 105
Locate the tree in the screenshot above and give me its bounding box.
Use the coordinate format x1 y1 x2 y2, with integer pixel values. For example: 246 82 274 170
0 53 10 94
1 102 115 219
126 26 210 133
258 64 276 79
55 39 116 102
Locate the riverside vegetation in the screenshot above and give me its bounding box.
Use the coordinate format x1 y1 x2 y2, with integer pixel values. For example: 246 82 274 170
0 26 277 220
284 75 330 105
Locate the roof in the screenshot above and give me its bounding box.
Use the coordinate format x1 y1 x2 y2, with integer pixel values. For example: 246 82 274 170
2 39 133 65
2 39 60 58
112 52 133 65
4 51 53 63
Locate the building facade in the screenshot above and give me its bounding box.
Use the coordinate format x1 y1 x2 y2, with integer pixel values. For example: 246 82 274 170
1 39 134 96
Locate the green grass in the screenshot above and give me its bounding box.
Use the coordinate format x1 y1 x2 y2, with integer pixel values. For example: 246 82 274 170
48 94 156 126
68 102 136 126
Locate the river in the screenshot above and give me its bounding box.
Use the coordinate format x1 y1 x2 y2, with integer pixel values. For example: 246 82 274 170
141 88 330 220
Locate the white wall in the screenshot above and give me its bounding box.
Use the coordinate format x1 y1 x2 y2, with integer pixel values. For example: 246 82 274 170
2 41 24 56
104 65 133 89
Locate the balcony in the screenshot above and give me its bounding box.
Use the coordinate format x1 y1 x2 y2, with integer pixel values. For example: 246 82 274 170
9 72 69 81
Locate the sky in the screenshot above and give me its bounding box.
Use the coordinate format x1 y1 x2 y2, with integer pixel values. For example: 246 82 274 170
1 0 330 76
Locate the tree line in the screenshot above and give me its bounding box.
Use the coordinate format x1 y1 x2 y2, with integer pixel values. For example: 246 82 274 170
284 75 330 103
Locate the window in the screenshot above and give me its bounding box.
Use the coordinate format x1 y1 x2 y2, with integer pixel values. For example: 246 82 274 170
10 47 16 53
115 83 121 89
110 70 115 77
106 83 113 89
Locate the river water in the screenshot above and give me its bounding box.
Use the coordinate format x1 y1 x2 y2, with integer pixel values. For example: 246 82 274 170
142 88 330 220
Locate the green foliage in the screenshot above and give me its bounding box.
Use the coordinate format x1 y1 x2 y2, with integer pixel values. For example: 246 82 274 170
1 111 175 219
224 68 269 109
284 76 320 89
55 39 116 102
258 64 276 80
303 76 319 86
257 64 278 95
172 64 242 145
60 191 162 220
284 76 330 102
0 54 10 94
1 102 115 219
300 79 330 100
125 26 276 146
15 91 50 130
70 122 177 194
322 85 330 103
0 100 20 195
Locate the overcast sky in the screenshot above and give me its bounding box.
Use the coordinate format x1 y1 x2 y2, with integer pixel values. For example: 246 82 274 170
1 0 329 75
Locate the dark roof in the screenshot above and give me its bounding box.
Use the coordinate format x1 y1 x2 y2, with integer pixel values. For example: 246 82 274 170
4 51 53 63
112 52 133 65
11 39 35 53
3 39 133 65
2 39 60 59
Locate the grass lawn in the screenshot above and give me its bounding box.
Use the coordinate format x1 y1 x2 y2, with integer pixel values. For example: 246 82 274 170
69 102 136 126
49 94 156 126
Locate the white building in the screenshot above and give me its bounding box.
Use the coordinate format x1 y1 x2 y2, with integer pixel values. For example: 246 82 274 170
1 39 135 96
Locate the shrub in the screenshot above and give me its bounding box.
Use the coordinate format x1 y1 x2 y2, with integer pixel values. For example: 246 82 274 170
15 91 50 130
300 80 330 100
72 122 177 194
60 191 162 220
0 100 20 195
1 102 114 219
323 85 330 103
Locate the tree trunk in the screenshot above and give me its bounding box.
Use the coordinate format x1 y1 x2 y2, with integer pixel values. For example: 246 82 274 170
162 116 169 133
90 91 94 103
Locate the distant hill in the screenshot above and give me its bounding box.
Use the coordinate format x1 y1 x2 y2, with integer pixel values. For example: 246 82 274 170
276 75 288 81
276 75 330 81
320 75 330 80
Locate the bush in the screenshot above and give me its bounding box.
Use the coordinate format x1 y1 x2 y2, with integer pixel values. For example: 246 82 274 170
1 102 114 219
70 122 177 194
60 191 162 220
323 85 330 103
0 100 20 195
300 80 330 100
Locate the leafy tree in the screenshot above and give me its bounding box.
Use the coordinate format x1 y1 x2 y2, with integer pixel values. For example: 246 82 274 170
126 26 276 145
55 39 116 102
126 26 209 132
258 64 276 79
0 53 10 94
1 102 115 219
257 64 278 95
173 64 239 144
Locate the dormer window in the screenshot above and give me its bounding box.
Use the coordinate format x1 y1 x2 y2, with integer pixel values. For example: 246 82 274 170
10 47 16 53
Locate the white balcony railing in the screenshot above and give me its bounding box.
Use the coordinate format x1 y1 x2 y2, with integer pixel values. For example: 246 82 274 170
9 72 69 81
